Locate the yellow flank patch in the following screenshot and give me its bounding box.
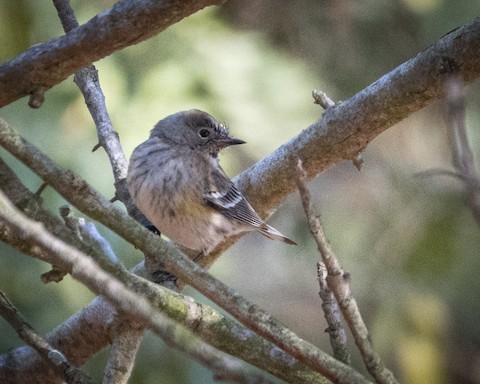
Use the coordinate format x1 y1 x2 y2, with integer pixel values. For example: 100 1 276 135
173 197 211 218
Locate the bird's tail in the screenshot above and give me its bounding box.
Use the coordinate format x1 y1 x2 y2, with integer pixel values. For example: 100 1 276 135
260 224 297 245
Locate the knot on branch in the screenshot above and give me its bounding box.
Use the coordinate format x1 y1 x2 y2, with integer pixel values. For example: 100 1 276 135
28 88 45 109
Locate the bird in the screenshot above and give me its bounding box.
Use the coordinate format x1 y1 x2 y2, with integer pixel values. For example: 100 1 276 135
127 109 296 257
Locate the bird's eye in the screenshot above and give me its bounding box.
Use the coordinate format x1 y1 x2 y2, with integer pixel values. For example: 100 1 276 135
198 129 210 138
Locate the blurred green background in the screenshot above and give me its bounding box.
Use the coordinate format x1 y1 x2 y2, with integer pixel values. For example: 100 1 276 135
1 1 480 383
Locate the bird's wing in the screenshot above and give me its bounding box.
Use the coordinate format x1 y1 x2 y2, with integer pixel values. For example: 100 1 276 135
204 165 297 245
204 166 265 228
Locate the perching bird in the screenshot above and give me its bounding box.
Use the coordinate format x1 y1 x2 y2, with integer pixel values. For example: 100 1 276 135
127 109 296 256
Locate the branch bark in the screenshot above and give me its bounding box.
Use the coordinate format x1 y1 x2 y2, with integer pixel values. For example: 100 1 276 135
0 0 224 107
0 291 93 384
234 19 480 212
199 17 480 267
0 157 330 384
0 117 366 384
0 190 278 384
316 262 350 365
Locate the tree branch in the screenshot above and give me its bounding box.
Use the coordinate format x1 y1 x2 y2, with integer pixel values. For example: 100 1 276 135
233 17 480 219
1 13 479 384
296 160 398 384
0 157 331 384
197 17 480 268
103 319 144 384
53 3 148 370
52 0 127 181
316 262 350 365
59 204 144 384
0 118 367 383
0 0 224 107
0 291 93 384
0 190 277 384
52 0 145 226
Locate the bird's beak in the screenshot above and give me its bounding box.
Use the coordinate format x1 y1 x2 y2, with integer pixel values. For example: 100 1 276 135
215 136 246 149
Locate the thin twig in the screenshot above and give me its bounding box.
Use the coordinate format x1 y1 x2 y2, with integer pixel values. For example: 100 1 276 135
317 262 351 365
0 190 276 384
296 158 398 384
312 89 336 110
295 159 350 363
52 0 141 218
0 114 370 383
53 0 128 184
444 75 480 226
0 291 93 384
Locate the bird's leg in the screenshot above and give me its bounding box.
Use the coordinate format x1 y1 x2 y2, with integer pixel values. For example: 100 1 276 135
152 269 178 290
192 251 205 262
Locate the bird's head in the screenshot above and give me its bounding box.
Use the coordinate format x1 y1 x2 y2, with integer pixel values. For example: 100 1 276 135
150 109 245 155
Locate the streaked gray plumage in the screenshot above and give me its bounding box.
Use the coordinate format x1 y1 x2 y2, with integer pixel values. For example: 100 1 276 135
127 109 296 254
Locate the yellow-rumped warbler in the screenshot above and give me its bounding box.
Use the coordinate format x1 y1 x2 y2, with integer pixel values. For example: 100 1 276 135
127 109 296 255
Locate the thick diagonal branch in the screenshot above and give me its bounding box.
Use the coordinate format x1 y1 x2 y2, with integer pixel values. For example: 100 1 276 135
234 20 480 214
0 0 224 106
198 18 480 267
0 157 330 384
1 14 480 384
0 190 277 384
0 117 368 384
